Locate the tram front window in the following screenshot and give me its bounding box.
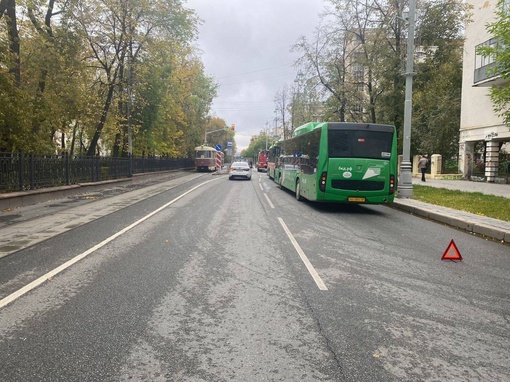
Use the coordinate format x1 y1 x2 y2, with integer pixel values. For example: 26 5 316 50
196 150 212 158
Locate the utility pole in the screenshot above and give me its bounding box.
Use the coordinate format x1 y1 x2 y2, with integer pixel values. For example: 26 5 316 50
398 0 416 198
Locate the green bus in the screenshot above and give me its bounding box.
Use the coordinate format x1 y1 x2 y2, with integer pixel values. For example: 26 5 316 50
274 122 397 204
266 144 281 180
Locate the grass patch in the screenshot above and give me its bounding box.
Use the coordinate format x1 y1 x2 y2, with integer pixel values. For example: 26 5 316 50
411 185 510 222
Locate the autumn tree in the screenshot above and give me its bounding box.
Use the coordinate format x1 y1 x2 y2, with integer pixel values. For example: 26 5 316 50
202 117 234 157
68 0 199 156
0 0 92 152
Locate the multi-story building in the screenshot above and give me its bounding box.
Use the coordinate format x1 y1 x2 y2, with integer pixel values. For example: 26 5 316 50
459 0 509 182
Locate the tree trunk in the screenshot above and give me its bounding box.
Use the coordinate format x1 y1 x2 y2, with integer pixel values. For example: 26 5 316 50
5 0 20 86
86 83 115 156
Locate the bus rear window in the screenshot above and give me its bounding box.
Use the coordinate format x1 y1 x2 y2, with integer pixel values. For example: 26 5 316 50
328 130 393 159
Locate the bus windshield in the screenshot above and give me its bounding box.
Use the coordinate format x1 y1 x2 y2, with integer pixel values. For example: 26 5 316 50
328 129 393 160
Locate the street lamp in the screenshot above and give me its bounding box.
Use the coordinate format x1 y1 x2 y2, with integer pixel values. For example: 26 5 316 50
398 0 416 198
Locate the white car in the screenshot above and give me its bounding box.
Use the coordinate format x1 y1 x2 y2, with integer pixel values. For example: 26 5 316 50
229 161 252 180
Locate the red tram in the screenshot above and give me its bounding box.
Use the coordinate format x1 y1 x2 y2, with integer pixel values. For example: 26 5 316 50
195 145 222 172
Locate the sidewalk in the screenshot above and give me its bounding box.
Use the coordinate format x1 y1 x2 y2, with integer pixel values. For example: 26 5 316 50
392 178 510 245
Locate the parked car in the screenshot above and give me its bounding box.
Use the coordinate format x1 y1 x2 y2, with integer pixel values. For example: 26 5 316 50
229 161 252 180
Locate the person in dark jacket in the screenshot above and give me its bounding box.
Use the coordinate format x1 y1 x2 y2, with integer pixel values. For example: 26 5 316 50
417 155 428 182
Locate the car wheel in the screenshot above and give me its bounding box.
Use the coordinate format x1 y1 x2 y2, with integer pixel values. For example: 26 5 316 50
295 179 302 201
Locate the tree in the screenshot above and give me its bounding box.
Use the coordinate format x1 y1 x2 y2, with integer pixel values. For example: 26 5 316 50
0 0 20 86
293 0 407 127
203 117 234 156
69 0 199 156
293 26 350 124
291 0 468 159
241 131 271 161
477 0 510 128
0 0 94 152
274 85 292 139
412 0 468 159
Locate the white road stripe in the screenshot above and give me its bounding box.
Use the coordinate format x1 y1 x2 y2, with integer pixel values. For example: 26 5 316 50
0 178 219 309
264 193 275 209
277 217 328 291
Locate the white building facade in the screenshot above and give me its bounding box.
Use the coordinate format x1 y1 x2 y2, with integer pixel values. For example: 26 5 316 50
459 0 509 182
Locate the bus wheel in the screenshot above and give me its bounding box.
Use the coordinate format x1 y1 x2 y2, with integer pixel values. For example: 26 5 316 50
295 179 302 201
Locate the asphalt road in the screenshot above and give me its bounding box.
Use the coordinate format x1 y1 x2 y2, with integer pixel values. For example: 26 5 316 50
0 171 509 381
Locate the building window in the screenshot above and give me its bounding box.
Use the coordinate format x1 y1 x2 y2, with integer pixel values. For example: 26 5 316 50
475 38 497 69
474 38 500 83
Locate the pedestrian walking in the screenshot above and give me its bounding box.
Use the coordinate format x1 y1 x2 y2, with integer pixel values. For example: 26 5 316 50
418 155 428 182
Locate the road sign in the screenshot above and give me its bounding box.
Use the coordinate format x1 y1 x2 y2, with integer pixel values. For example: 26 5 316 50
215 144 222 151
227 141 233 148
441 239 463 261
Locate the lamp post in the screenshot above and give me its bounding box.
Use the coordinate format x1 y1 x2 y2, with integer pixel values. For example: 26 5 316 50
398 0 416 198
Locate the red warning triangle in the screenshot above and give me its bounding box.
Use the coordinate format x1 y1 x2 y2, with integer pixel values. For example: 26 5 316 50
441 239 463 261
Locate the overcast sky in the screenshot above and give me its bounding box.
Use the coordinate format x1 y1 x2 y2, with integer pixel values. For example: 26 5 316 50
186 0 325 152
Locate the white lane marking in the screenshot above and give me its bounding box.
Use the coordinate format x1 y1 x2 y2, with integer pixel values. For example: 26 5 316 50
264 193 275 209
278 217 328 291
0 178 219 309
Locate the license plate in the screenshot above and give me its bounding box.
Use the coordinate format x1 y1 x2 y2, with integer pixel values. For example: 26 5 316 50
348 197 366 202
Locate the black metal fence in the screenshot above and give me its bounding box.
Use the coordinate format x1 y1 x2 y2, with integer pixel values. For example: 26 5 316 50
0 152 194 193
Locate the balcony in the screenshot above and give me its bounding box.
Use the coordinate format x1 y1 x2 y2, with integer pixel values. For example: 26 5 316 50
473 62 508 87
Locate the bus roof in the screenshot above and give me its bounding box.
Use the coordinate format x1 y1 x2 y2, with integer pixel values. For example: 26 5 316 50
293 122 320 137
292 122 394 138
327 122 394 133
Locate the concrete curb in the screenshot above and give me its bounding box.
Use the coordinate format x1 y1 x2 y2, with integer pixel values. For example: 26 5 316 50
391 201 510 245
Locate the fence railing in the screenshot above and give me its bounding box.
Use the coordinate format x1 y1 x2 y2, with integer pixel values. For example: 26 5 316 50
0 152 194 193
